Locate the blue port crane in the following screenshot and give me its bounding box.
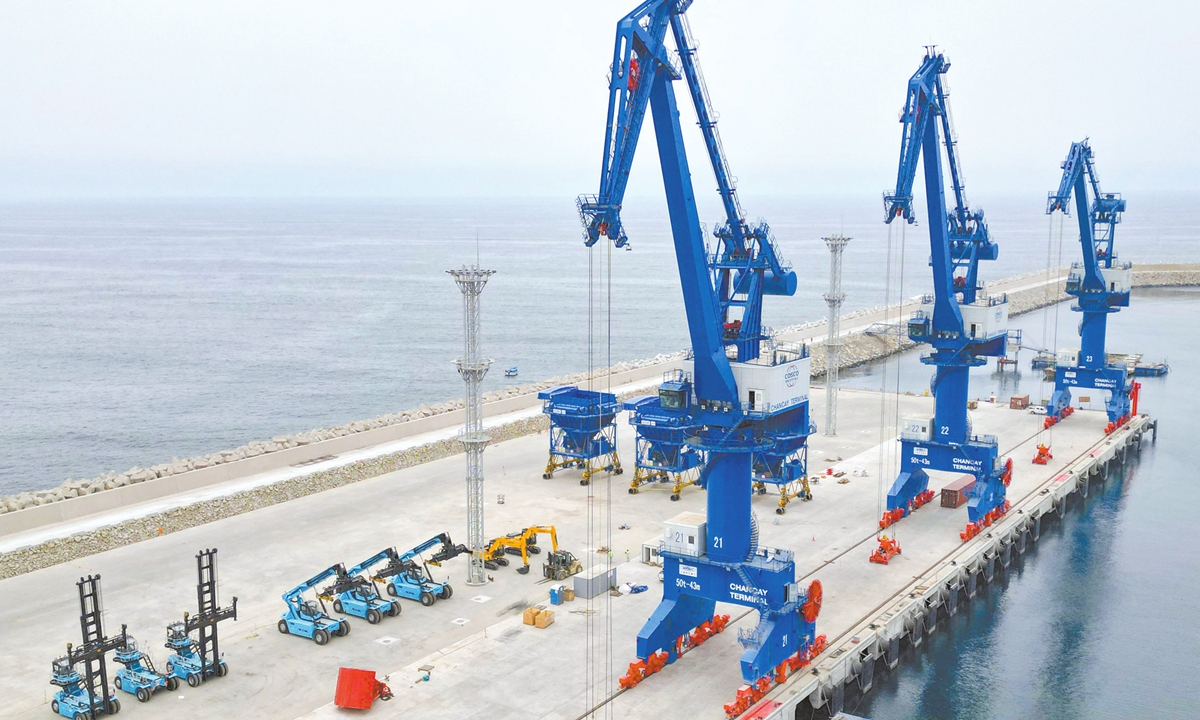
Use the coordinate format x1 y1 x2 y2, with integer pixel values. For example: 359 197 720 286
1044 140 1136 425
883 48 1012 528
577 0 822 686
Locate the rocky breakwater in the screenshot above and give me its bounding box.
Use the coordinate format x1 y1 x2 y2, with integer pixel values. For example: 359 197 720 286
0 354 681 516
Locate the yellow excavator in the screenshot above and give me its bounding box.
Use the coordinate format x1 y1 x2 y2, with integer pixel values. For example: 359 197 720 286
482 525 580 578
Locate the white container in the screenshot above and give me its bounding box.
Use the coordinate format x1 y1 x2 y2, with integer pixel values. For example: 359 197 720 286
662 511 707 558
641 537 663 566
574 565 617 600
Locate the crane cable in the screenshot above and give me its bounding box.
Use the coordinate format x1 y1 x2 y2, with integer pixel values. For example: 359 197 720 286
875 222 896 539
891 221 908 543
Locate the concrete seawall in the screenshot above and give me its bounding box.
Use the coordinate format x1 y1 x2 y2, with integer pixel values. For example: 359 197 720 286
1 263 1195 574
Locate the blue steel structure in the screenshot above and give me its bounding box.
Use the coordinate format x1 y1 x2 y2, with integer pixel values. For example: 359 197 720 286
277 565 351 645
883 49 1011 526
623 371 706 500
539 386 623 485
1045 140 1135 424
577 0 819 685
366 533 466 606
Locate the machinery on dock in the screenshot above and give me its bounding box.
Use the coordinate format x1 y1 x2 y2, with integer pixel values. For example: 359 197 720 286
623 372 706 500
278 564 351 645
543 549 584 581
539 386 623 485
1044 140 1145 428
482 525 562 575
113 635 172 702
322 563 401 622
365 533 466 606
882 48 1012 530
51 575 124 718
164 548 237 687
576 0 821 690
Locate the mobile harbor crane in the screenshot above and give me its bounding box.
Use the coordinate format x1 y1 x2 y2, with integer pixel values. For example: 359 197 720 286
577 0 823 699
1044 140 1139 431
883 48 1013 536
278 564 352 645
364 533 466 606
51 576 124 719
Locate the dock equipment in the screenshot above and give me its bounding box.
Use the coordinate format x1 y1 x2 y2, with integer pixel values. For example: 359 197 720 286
883 48 1012 527
163 548 237 687
51 575 125 719
539 386 622 485
623 370 706 499
543 549 584 581
1044 140 1144 426
113 635 172 702
278 564 351 645
364 533 466 606
322 563 401 622
482 525 563 575
576 0 821 688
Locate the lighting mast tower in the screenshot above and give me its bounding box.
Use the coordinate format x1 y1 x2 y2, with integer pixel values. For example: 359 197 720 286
449 265 494 587
823 234 850 436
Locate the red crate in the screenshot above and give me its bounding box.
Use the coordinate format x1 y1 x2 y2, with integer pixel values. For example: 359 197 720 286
335 668 383 710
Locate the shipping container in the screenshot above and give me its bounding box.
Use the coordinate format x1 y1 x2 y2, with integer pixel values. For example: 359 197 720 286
941 474 976 508
1009 394 1029 409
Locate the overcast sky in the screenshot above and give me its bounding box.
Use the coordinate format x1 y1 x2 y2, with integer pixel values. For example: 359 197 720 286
0 0 1195 199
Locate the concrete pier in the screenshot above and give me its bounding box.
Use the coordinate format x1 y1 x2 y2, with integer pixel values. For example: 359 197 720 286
0 385 1155 720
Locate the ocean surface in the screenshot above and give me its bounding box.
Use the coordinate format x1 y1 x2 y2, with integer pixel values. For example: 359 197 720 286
1 194 1196 494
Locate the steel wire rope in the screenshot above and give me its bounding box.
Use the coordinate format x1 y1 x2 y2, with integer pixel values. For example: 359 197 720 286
875 222 896 538
1037 214 1056 447
604 237 614 718
1049 213 1066 446
585 242 595 715
891 221 908 544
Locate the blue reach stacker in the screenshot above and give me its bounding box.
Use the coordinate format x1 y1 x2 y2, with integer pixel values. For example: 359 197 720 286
359 533 466 607
623 370 706 500
51 575 124 719
539 385 623 485
321 563 401 624
882 48 1013 536
1044 140 1147 430
278 564 352 645
163 548 238 688
575 0 823 701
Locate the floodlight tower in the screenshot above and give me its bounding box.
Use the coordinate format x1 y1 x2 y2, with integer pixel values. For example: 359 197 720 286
449 265 495 587
823 234 850 436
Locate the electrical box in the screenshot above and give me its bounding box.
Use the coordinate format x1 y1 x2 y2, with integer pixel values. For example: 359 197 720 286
1057 348 1080 368
901 415 935 442
641 537 662 566
662 511 707 557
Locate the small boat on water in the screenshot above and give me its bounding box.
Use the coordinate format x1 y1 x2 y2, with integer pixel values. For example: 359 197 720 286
505 366 519 378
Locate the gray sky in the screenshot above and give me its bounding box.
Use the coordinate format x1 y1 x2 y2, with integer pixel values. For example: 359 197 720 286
0 0 1195 199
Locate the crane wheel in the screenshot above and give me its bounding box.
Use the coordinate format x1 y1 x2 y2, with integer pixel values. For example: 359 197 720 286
441 585 453 599
776 508 785 515
385 585 397 597
51 700 59 715
313 629 330 646
333 600 343 613
187 674 201 688
580 479 590 486
218 662 229 677
387 602 401 616
166 677 179 691
367 609 382 625
615 468 624 475
420 592 435 607
277 620 289 634
339 621 351 636
670 494 680 501
137 688 151 703
629 487 637 494
74 713 85 720
109 698 121 714
543 473 551 479
517 565 531 575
